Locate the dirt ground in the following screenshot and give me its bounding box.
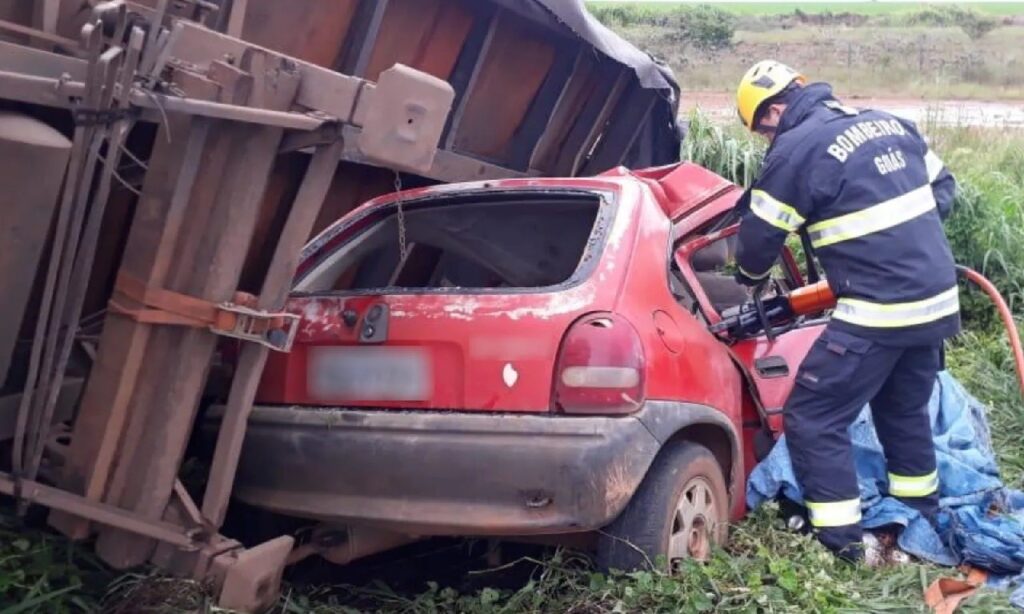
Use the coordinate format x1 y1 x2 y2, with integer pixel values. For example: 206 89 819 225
682 91 1024 127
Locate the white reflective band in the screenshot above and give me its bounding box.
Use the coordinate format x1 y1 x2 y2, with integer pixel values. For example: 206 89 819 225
561 366 640 389
738 264 770 281
806 498 862 528
925 149 945 183
750 189 805 232
823 100 859 116
834 286 960 328
807 184 936 249
888 470 939 498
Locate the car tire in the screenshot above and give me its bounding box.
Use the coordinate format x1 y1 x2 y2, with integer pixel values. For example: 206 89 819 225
596 441 729 573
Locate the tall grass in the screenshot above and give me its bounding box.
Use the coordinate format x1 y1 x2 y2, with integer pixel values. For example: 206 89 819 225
929 126 1024 323
0 508 113 611
264 509 1016 612
681 111 765 186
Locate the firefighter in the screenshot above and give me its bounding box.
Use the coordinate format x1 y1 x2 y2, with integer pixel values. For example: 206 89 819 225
733 60 959 561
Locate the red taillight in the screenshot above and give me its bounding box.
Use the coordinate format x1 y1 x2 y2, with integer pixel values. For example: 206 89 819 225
552 313 646 415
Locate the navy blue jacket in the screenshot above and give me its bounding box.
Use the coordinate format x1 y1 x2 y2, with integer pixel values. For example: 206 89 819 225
735 83 960 347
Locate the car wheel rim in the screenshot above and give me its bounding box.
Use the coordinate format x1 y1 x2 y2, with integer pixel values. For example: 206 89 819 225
669 476 717 565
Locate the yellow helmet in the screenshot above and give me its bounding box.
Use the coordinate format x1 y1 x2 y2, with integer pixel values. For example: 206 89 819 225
736 60 805 131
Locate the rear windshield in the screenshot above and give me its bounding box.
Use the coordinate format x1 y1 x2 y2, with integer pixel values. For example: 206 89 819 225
295 194 606 293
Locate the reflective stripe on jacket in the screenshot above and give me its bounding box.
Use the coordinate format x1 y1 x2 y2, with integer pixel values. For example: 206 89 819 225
736 83 960 346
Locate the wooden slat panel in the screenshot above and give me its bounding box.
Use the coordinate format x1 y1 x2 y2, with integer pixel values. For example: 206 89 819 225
0 0 33 27
581 84 658 175
451 12 555 161
334 0 389 78
226 0 247 37
238 0 359 68
0 0 35 44
550 61 626 176
238 153 308 292
530 51 597 174
440 8 497 149
312 161 394 237
51 115 211 540
95 117 292 567
362 0 473 82
82 175 138 320
35 0 58 34
0 112 70 386
0 40 87 80
506 43 581 171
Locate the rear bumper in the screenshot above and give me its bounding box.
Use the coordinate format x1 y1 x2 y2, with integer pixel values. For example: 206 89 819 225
207 402 731 536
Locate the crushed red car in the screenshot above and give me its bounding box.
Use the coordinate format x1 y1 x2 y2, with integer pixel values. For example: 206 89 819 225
207 162 830 570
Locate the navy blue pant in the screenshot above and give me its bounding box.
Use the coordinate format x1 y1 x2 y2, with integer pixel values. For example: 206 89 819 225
785 326 941 558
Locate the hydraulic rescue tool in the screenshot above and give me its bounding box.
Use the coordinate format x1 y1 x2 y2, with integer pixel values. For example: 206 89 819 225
710 267 1024 401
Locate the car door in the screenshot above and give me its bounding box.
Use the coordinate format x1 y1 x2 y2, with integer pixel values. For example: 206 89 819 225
674 224 827 434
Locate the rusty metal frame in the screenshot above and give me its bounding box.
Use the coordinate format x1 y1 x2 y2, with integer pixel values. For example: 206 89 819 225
0 1 676 610
0 68 329 130
0 473 198 549
0 18 77 48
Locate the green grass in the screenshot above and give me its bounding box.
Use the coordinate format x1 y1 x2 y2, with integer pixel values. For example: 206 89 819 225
587 2 1024 17
0 510 114 612
269 511 1018 613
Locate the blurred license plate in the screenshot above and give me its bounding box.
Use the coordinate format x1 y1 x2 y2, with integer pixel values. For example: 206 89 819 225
308 347 431 401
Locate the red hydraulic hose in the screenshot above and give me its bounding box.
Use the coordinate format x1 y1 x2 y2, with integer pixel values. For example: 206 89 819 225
956 265 1024 401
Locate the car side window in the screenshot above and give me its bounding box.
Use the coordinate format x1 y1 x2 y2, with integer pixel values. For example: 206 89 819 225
295 198 601 294
690 235 750 314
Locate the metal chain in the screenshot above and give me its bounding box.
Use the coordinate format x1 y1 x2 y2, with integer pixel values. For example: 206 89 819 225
393 171 408 263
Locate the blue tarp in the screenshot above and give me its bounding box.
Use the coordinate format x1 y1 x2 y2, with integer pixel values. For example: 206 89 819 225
747 371 1024 606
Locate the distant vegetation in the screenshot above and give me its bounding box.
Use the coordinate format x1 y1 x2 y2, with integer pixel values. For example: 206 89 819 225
587 3 1024 99
588 3 1005 40
587 2 1024 17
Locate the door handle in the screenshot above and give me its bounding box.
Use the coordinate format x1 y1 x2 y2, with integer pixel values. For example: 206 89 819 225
755 355 789 379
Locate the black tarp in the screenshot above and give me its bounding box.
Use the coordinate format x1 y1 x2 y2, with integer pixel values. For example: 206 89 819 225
534 0 678 92
521 0 684 170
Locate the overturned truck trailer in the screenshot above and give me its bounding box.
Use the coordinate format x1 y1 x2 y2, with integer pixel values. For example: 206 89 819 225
0 0 680 609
